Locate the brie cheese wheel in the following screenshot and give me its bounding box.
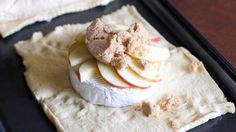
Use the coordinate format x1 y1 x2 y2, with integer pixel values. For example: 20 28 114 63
68 65 158 107
68 22 167 107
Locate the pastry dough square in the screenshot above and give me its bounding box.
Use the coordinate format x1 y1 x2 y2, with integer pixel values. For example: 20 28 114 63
0 0 114 37
15 5 235 132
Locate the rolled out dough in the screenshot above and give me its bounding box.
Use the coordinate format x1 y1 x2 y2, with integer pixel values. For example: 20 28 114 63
15 5 235 132
0 0 114 37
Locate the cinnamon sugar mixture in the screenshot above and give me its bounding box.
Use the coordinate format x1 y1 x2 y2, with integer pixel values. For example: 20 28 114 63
85 18 150 69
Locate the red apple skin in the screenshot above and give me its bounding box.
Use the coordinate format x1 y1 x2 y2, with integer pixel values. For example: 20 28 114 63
114 68 151 89
150 37 161 43
128 66 161 82
96 63 130 89
103 79 128 89
76 71 81 81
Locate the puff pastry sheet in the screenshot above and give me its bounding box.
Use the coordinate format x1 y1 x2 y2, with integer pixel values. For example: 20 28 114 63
0 0 114 37
15 5 235 132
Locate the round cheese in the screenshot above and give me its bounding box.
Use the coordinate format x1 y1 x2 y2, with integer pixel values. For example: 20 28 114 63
68 65 158 107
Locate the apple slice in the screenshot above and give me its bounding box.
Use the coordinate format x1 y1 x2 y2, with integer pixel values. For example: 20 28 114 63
127 45 170 62
128 57 161 82
78 59 98 82
115 67 151 89
68 42 93 67
97 61 131 88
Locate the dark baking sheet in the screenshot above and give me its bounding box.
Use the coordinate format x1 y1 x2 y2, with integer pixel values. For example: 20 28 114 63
0 0 235 131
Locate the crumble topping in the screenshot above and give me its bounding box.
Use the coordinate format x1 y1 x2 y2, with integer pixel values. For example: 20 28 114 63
126 22 150 58
141 101 161 117
136 95 181 118
160 95 180 112
168 118 181 129
110 53 128 69
133 103 142 111
86 18 126 68
188 61 201 73
138 59 159 71
85 18 150 69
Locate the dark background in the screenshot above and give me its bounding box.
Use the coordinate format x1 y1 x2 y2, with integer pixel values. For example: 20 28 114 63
171 0 236 68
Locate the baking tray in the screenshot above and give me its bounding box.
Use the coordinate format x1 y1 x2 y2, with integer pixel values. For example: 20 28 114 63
0 0 235 131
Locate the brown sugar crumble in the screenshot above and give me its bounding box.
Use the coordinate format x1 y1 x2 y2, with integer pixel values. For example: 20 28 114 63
141 101 161 117
188 61 201 73
85 18 150 69
138 59 160 71
169 118 181 129
139 59 152 70
160 95 180 112
133 103 142 111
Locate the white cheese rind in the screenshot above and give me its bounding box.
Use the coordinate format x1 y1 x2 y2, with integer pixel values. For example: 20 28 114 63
68 65 158 107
